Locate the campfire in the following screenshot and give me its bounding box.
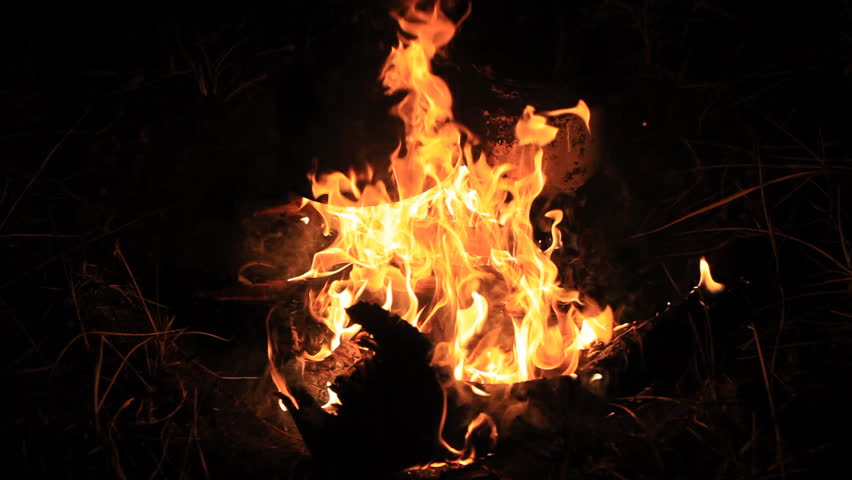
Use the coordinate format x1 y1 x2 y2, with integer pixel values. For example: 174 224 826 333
282 0 609 391
259 1 727 475
10 0 846 477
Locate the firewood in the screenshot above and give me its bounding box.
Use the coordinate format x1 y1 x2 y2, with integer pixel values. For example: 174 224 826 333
276 302 443 477
278 283 747 477
580 281 750 397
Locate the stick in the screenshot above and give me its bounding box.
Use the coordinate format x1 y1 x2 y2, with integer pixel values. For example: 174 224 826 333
0 108 88 233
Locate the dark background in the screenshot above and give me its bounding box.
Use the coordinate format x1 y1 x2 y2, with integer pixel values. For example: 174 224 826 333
2 1 850 478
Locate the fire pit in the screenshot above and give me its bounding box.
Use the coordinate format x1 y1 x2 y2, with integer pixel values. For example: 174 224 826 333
251 1 737 476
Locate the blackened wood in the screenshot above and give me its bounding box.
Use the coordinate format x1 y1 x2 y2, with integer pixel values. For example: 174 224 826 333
581 282 751 397
279 284 749 477
277 302 444 478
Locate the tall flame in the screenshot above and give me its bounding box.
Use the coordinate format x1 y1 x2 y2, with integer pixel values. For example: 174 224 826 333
288 1 611 385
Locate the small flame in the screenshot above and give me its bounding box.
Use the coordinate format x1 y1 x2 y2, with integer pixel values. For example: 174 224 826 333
438 412 498 466
321 382 342 412
468 384 490 397
698 257 724 294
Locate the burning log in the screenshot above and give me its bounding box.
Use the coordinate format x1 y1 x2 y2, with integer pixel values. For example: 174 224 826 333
276 302 443 477
275 272 747 477
580 278 750 398
252 0 750 475
260 0 612 419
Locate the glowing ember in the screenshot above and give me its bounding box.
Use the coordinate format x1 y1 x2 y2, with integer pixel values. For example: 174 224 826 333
698 256 725 294
282 0 612 388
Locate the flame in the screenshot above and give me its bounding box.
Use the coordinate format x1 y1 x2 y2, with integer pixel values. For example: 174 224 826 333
457 412 498 465
285 0 612 387
698 256 724 294
321 382 342 412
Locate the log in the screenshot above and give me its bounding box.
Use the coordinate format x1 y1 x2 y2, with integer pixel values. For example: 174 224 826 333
580 281 751 397
277 282 750 477
276 302 444 478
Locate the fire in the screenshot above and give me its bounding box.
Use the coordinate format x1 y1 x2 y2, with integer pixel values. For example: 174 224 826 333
286 1 612 387
320 382 342 413
698 256 725 294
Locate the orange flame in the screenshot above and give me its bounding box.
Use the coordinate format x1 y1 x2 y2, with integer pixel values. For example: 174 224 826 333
698 256 725 294
320 382 342 413
288 1 611 387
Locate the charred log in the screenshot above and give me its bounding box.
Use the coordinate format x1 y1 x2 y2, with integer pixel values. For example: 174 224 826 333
276 302 443 478
581 281 752 397
278 283 750 477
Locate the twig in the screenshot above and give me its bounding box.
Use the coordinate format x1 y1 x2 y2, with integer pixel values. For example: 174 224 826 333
676 227 852 275
837 194 850 268
53 329 230 381
94 337 105 432
770 285 786 376
86 329 229 340
0 178 8 209
108 284 170 309
764 115 820 161
609 399 665 469
755 145 785 374
686 162 841 171
0 206 170 289
773 176 812 208
632 171 816 238
224 73 269 103
82 329 228 339
257 415 304 441
109 397 137 433
756 146 780 272
113 241 158 334
609 402 645 429
145 380 189 426
618 395 678 402
660 262 681 296
97 337 155 413
0 108 89 233
191 358 259 380
103 337 153 391
196 30 215 95
749 324 786 480
212 38 245 79
193 389 209 478
0 233 79 238
148 424 175 480
63 258 89 350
